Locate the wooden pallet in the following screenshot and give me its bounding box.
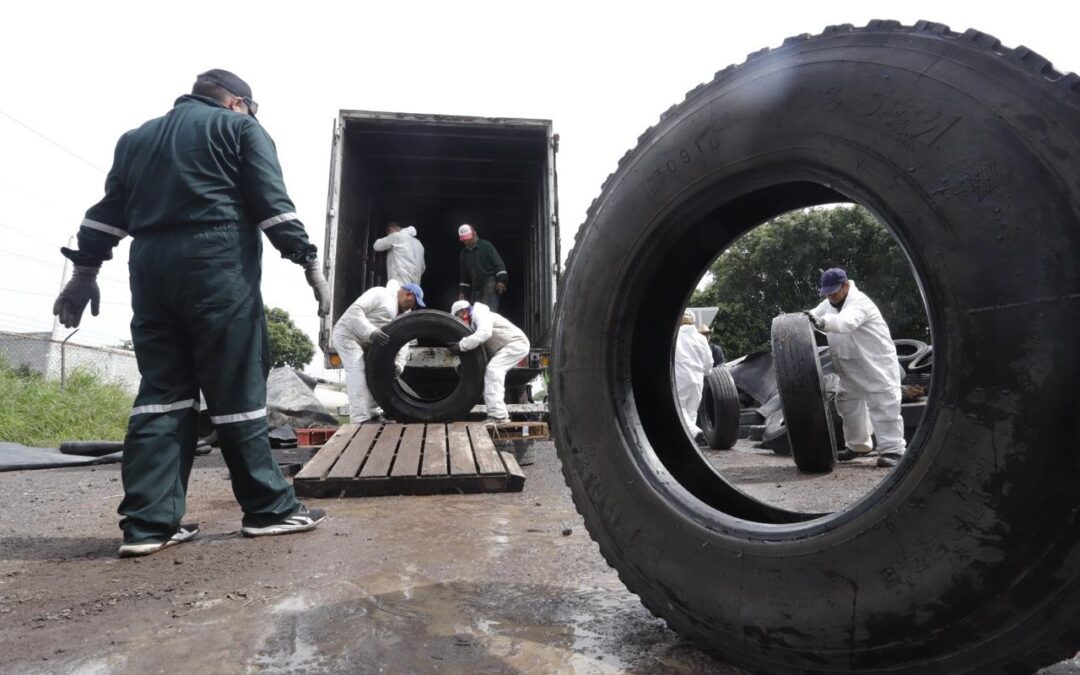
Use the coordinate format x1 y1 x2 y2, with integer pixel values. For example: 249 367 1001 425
293 422 525 498
488 420 549 442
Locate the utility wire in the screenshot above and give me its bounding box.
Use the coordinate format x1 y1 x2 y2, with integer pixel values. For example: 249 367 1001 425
0 248 129 285
0 287 130 307
0 108 108 174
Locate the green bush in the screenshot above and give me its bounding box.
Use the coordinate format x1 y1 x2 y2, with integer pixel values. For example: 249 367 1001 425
0 357 133 447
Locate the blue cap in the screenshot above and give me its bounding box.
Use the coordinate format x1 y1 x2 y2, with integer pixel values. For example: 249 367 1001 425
819 268 848 296
401 282 425 307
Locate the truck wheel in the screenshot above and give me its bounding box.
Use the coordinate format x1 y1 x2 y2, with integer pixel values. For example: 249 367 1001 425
697 366 740 449
367 310 488 422
771 313 838 473
550 21 1080 672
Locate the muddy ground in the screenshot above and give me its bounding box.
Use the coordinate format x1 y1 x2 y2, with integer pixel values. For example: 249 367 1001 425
1 440 1078 674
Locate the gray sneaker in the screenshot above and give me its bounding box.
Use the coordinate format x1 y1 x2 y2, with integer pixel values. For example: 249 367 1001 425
118 523 199 558
241 505 326 538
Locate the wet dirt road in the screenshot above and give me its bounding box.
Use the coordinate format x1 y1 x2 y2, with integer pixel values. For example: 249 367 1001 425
2 441 1078 673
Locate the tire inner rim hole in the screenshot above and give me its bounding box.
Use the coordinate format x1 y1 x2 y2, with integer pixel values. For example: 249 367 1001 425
629 181 936 525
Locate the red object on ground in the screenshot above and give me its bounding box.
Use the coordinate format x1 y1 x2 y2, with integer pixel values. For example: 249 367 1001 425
295 428 339 447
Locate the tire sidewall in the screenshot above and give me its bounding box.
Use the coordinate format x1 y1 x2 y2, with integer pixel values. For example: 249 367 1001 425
553 28 1080 669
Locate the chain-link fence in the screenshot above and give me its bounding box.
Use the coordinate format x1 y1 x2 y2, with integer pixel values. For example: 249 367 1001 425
0 330 140 393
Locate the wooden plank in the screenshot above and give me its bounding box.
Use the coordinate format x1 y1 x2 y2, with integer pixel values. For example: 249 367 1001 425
360 424 403 477
499 451 526 492
447 423 476 475
294 425 359 480
421 424 447 476
327 424 380 479
489 421 549 440
322 474 512 498
467 423 505 475
390 424 425 477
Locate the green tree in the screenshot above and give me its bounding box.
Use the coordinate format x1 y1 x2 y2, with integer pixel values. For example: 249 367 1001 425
266 307 315 370
693 206 928 358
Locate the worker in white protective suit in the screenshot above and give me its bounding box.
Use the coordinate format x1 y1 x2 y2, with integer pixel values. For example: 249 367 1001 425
332 280 425 423
373 221 425 285
449 300 530 424
805 267 906 468
674 312 714 446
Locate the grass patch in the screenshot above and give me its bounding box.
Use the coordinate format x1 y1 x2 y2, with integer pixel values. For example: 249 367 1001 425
0 357 133 447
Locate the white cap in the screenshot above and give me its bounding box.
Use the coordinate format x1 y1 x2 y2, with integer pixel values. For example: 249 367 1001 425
457 224 475 241
451 300 471 316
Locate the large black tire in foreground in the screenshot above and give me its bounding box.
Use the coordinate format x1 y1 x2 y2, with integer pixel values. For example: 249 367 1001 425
771 313 838 472
367 310 487 422
550 21 1080 673
697 366 740 449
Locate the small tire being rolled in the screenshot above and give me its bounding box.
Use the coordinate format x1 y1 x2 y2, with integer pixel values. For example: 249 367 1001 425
697 366 740 449
771 313 837 473
367 310 488 423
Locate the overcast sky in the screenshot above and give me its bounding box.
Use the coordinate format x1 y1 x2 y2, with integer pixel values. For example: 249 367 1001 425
2 1 1076 377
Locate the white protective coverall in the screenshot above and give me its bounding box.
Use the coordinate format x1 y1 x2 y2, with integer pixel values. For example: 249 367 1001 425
810 281 906 455
373 226 425 285
332 280 406 422
674 323 713 438
456 302 530 421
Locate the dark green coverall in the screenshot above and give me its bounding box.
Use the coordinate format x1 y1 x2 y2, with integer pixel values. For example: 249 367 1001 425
458 238 508 312
73 95 316 543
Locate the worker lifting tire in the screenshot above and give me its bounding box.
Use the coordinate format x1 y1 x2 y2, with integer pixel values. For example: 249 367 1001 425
696 366 740 449
366 310 488 423
549 21 1080 672
771 313 838 472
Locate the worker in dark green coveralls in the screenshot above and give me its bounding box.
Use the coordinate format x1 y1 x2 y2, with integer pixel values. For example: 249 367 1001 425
52 70 329 558
457 223 509 312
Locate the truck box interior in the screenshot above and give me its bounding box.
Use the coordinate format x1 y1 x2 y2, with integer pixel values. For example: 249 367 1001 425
330 113 555 348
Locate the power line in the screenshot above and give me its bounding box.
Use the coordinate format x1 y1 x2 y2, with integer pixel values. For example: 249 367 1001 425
0 221 72 250
0 179 67 208
0 248 129 285
0 108 108 174
0 310 130 342
0 287 130 307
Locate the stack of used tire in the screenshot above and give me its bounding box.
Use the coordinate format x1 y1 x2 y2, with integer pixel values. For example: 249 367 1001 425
896 339 932 439
549 20 1080 671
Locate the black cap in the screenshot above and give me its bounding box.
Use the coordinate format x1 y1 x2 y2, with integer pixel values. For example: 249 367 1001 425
196 69 253 99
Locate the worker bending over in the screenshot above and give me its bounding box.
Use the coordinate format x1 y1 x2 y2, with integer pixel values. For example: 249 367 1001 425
449 300 529 424
333 281 425 423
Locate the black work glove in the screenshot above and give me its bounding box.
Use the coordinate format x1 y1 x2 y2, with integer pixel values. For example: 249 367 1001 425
447 342 462 356
802 310 824 330
52 266 101 328
370 328 390 346
303 258 331 317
